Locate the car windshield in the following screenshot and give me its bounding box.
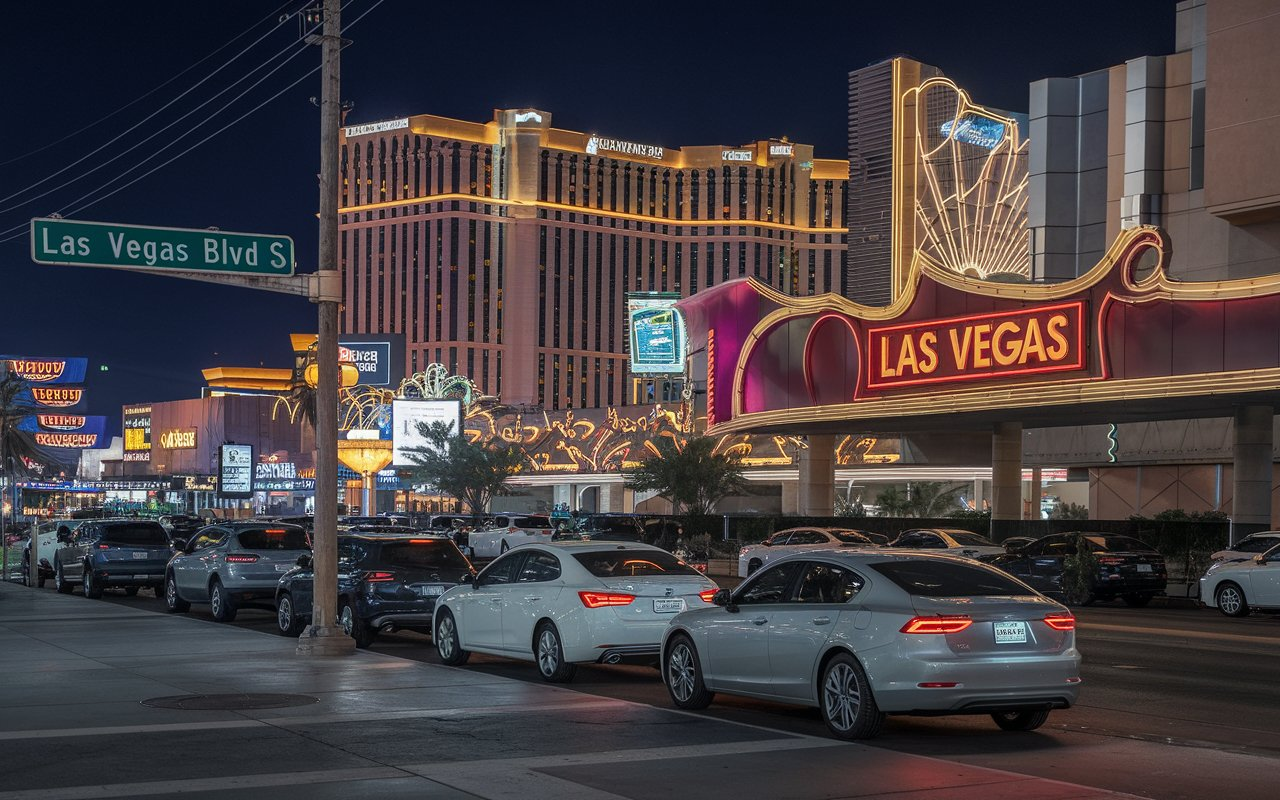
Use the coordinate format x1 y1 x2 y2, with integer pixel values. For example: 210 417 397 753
237 527 309 550
945 531 998 547
573 550 702 577
375 541 470 571
833 531 872 544
871 559 1029 596
1234 536 1280 553
1081 535 1157 553
99 523 169 546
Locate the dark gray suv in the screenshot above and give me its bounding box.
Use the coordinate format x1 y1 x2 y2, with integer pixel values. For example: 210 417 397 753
53 520 171 598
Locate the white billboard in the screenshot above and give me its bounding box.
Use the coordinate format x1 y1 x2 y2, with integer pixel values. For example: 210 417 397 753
392 399 462 467
218 443 254 498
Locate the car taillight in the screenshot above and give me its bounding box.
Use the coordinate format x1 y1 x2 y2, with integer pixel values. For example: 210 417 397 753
739 547 751 557
1043 613 1076 631
225 554 259 563
97 544 110 550
698 589 717 603
900 615 973 634
364 571 395 582
578 591 635 608
1097 556 1124 565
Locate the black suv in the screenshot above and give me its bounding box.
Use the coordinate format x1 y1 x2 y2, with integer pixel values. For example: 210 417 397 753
275 534 475 647
985 532 1167 606
52 519 172 598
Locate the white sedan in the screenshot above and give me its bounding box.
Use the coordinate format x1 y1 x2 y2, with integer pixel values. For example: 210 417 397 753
1201 543 1280 616
887 528 1005 559
465 514 554 559
433 542 718 682
1210 531 1280 563
738 527 880 577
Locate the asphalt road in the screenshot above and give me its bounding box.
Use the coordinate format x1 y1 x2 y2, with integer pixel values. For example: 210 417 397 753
80 586 1280 800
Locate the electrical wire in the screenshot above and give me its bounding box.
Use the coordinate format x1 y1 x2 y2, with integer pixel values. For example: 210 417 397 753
0 1 297 168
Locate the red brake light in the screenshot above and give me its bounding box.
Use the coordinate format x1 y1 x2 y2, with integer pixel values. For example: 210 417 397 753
265 529 287 535
900 615 973 634
1043 613 1076 631
365 571 395 582
578 591 635 608
225 554 259 563
698 589 717 603
408 539 435 544
97 543 110 550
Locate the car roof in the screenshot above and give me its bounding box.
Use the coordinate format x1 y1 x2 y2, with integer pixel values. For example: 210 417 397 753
532 541 668 554
762 548 996 567
218 521 307 530
339 533 453 543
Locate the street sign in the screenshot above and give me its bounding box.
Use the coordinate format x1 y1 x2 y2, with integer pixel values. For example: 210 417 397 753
30 217 295 276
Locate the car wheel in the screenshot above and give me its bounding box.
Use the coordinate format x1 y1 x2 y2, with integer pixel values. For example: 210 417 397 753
819 652 884 740
209 578 237 622
164 573 190 613
435 608 470 666
124 586 139 597
534 621 577 683
747 558 762 576
1122 593 1152 608
992 709 1051 731
1216 582 1249 617
276 592 304 636
82 564 103 599
54 561 72 594
664 635 714 710
339 599 373 648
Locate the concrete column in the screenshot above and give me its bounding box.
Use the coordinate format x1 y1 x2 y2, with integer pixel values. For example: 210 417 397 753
991 422 1022 541
797 435 836 516
599 484 626 513
780 480 800 515
1232 405 1273 543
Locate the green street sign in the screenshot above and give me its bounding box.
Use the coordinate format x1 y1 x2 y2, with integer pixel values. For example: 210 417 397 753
30 217 295 276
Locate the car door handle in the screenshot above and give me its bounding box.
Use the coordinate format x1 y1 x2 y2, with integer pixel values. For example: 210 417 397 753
523 596 541 602
491 598 503 604
752 617 767 626
811 616 831 625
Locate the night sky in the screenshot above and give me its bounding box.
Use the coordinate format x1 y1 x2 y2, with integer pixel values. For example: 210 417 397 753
2 1 1177 438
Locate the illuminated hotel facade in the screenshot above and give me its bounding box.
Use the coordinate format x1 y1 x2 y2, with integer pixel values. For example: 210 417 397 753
338 110 849 411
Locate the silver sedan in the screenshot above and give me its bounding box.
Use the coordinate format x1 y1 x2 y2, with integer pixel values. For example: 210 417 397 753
661 550 1080 739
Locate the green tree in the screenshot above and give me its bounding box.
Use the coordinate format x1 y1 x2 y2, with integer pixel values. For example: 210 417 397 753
874 482 964 517
0 369 43 580
624 435 748 518
1049 501 1089 520
404 420 524 514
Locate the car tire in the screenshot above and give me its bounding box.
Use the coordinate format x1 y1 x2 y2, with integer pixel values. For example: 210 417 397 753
1215 582 1249 617
339 599 374 648
209 578 237 622
164 573 190 613
664 634 714 710
818 652 885 740
1122 593 1152 608
54 561 73 594
124 586 139 597
747 558 762 576
534 621 577 683
435 608 470 666
991 709 1051 731
82 564 103 599
276 592 304 636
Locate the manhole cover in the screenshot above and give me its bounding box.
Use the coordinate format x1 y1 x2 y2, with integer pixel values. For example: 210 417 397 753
141 693 318 710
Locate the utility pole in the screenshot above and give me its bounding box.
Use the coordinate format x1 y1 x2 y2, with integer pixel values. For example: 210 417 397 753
297 0 352 656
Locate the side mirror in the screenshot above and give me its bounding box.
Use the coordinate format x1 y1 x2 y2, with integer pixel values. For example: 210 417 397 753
1255 554 1267 565
712 588 731 606
171 537 188 551
296 553 313 568
462 573 476 587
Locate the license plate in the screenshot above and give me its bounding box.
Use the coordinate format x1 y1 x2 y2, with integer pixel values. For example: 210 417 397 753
132 574 151 580
275 564 290 572
131 552 147 560
994 621 1027 644
1137 563 1152 573
419 585 445 596
652 598 685 613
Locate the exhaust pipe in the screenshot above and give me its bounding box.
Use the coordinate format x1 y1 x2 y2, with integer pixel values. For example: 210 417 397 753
604 652 622 664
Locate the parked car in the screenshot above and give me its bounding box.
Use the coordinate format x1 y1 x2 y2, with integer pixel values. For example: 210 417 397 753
661 550 1080 740
887 528 1005 559
1201 542 1280 617
52 519 172 598
433 542 719 681
465 514 555 558
344 524 424 536
268 515 314 533
21 519 87 587
985 532 1167 606
1210 531 1280 563
338 515 407 530
164 522 311 621
159 515 206 550
276 534 475 646
738 528 880 578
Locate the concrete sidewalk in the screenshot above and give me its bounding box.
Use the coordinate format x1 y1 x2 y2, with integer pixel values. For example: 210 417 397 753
0 581 1139 800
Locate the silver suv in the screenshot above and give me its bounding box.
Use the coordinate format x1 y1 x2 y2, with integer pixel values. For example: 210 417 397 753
164 522 310 622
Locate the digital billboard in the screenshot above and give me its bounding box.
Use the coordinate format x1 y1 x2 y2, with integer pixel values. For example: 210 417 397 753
218 444 254 498
940 115 1007 149
123 405 151 462
392 399 462 467
627 293 686 374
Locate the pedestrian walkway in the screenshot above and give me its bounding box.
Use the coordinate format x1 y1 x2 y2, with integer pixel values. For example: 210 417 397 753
0 582 1139 800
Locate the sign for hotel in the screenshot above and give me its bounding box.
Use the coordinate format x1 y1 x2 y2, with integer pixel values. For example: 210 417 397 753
866 303 1084 390
123 405 152 462
29 386 85 408
338 334 405 387
585 136 664 160
218 444 254 499
343 118 409 138
158 428 198 450
31 218 295 277
722 149 753 162
392 399 462 467
3 357 88 384
941 115 1007 149
19 414 107 438
627 293 687 374
33 432 103 449
769 143 794 157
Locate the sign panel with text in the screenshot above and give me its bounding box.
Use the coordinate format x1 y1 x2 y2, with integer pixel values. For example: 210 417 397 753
218 444 254 499
392 399 462 467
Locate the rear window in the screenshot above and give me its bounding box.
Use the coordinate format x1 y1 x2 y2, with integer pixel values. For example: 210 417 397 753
513 516 550 529
99 523 169 546
573 550 701 578
870 559 1029 597
376 541 470 571
945 531 998 547
237 527 309 550
1082 535 1156 553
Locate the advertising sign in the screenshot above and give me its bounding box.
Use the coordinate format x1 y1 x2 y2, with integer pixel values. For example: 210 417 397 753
123 405 151 462
27 386 85 408
158 428 198 450
392 399 462 467
627 293 687 374
338 334 405 387
218 444 254 499
940 115 1007 149
20 415 108 449
2 356 88 384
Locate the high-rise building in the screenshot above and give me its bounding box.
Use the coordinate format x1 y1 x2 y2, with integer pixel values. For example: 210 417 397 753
339 110 849 410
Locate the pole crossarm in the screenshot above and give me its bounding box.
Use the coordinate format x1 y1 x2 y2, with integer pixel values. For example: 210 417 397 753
112 267 340 301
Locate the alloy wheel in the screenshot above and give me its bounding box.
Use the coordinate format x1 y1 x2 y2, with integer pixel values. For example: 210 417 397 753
537 629 560 676
437 616 455 659
210 586 222 616
668 643 697 703
166 578 177 607
340 604 353 636
277 596 293 632
823 662 862 732
1219 585 1243 615
82 571 90 595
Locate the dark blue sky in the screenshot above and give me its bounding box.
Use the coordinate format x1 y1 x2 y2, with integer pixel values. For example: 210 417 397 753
2 0 1177 437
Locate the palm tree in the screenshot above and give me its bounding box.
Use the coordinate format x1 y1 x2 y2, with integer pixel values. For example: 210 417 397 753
624 435 749 519
874 482 965 518
0 369 43 580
